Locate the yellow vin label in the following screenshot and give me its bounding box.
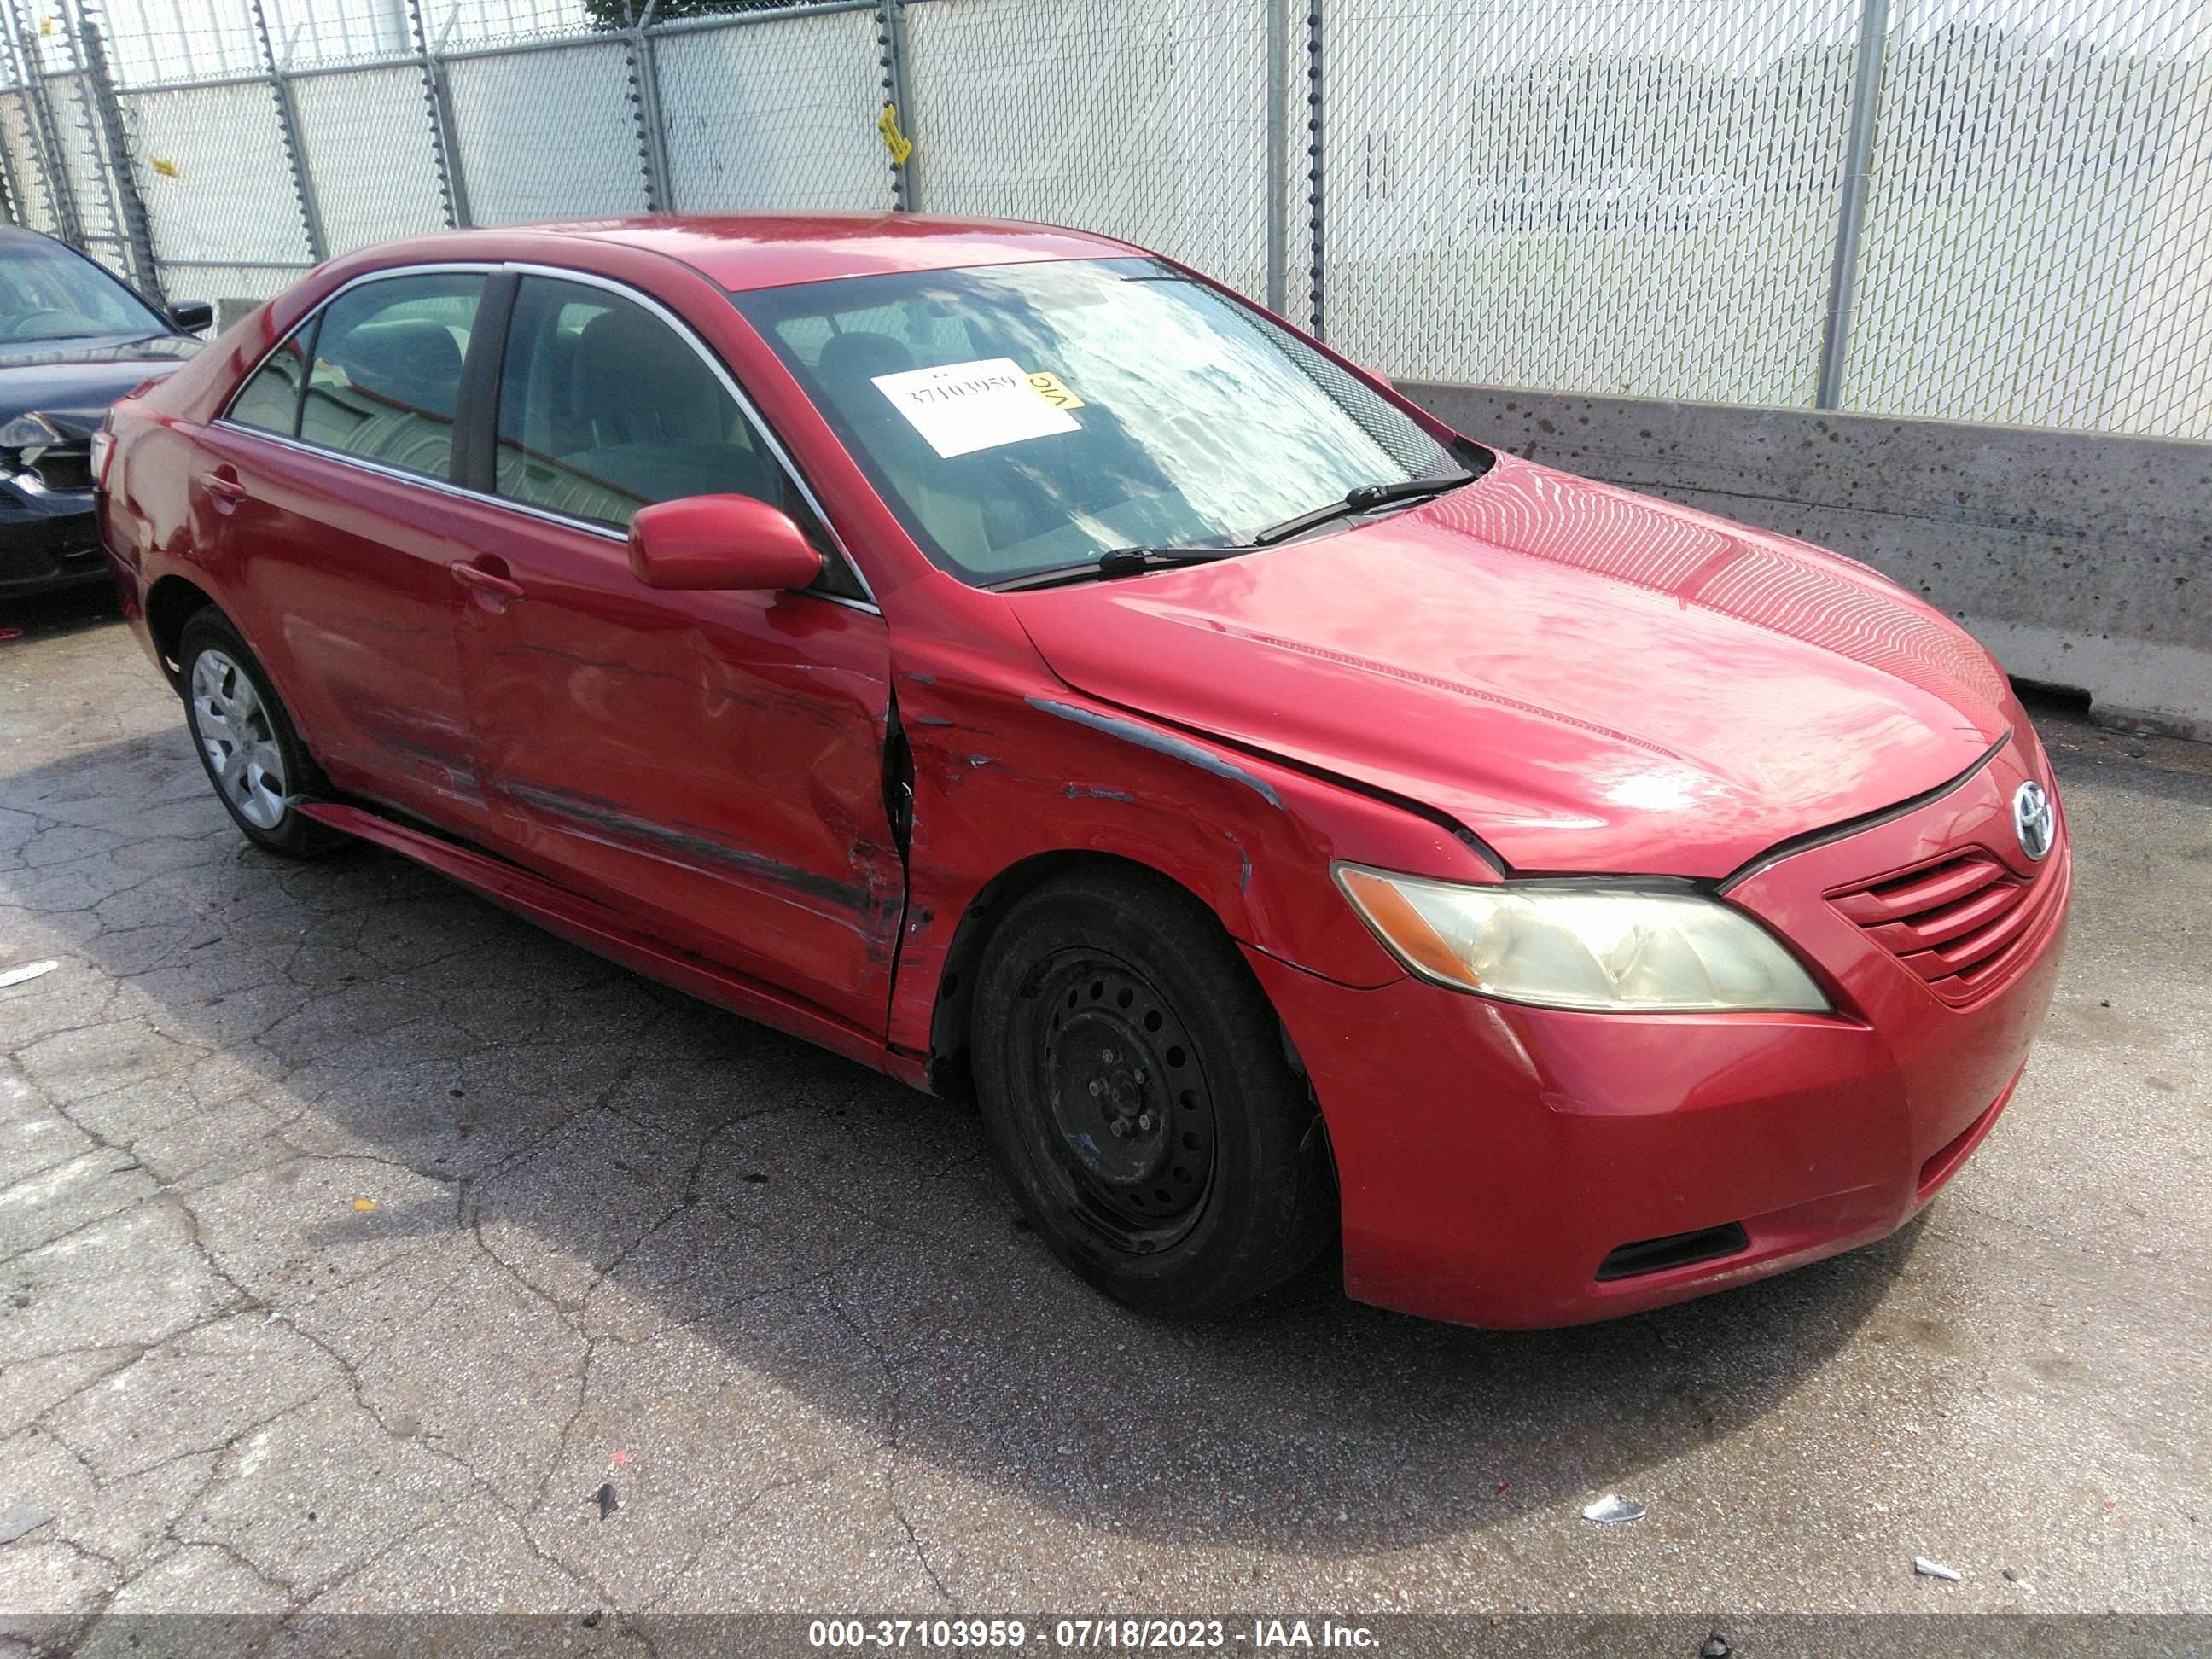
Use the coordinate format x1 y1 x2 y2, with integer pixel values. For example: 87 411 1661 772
1026 370 1085 410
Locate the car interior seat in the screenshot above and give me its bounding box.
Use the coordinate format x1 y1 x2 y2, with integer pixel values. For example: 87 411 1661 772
303 318 463 475
497 302 771 525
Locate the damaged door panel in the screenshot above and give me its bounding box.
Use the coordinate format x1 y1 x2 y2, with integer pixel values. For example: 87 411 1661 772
448 490 905 1033
443 268 905 1032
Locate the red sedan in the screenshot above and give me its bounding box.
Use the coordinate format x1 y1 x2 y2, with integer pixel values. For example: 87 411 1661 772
96 216 2069 1328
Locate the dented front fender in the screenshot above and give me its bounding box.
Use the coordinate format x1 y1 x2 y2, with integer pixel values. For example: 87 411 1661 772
882 649 1500 1061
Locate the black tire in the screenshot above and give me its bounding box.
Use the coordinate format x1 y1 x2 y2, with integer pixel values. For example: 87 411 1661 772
970 866 1337 1317
177 608 342 859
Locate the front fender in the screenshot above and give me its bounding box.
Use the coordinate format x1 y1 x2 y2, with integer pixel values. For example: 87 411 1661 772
882 664 1498 1058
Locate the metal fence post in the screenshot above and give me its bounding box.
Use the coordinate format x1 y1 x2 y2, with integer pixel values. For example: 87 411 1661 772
1303 0 1324 338
68 0 164 303
626 2 671 212
876 0 917 212
4 0 83 245
408 0 469 230
1815 0 1890 410
56 0 125 245
0 61 26 226
0 5 29 231
0 129 20 226
252 2 325 263
1265 0 1289 317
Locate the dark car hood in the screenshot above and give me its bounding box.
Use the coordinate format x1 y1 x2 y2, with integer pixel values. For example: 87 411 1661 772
1006 457 2014 878
0 332 198 434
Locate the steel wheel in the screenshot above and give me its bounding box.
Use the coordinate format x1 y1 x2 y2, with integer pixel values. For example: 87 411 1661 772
970 866 1338 1317
1031 950 1219 1253
189 647 288 830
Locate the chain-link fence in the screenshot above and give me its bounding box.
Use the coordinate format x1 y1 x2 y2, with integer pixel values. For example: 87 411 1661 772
907 0 1287 312
1324 0 1867 407
1844 0 2212 434
0 0 155 296
0 0 2206 439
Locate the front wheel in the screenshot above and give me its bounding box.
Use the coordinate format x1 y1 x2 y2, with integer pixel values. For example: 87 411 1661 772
178 608 341 859
970 867 1337 1317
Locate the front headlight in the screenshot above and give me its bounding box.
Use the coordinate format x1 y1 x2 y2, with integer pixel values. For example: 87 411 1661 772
1335 864 1831 1013
0 411 61 469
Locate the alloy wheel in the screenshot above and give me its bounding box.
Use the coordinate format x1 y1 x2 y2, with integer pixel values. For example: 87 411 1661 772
190 649 289 830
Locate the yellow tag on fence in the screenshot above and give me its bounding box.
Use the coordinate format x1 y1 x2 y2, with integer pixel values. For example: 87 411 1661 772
876 102 912 167
1026 370 1084 410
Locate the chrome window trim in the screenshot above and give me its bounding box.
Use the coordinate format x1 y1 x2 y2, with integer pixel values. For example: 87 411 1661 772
207 421 630 546
212 258 882 613
218 260 503 434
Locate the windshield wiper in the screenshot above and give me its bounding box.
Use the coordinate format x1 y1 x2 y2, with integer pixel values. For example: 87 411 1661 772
1253 469 1481 546
1096 545 1243 577
990 544 1245 591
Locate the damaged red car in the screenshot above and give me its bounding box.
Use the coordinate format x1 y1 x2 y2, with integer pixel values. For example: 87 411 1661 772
96 216 2069 1329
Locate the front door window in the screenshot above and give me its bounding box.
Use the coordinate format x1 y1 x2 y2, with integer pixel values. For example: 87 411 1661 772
493 276 777 529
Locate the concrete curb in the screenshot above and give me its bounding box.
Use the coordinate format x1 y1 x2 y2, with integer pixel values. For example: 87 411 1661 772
1401 383 2212 741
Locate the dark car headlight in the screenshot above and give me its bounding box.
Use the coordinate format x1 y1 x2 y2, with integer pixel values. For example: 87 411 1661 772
0 411 69 491
0 411 63 469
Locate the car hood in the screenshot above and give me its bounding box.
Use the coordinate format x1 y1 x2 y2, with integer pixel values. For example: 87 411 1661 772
1006 457 2014 878
0 332 198 434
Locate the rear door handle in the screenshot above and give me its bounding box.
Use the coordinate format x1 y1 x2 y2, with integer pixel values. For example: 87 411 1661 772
199 471 246 503
450 560 525 601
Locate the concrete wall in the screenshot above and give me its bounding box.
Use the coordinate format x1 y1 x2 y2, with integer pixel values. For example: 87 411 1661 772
1401 383 2212 740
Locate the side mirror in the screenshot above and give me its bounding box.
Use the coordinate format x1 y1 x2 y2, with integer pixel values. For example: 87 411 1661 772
166 300 214 334
627 493 824 592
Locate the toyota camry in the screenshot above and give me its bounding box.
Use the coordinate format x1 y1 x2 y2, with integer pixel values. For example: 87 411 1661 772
96 215 2069 1327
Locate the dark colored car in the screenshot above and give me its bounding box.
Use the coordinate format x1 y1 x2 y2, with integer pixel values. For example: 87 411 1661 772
0 224 209 600
98 217 2069 1328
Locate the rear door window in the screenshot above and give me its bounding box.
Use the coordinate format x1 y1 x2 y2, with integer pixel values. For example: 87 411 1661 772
299 272 484 481
228 325 313 436
491 275 777 531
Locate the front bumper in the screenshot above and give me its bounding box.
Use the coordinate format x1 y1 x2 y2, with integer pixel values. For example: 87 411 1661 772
1 480 107 597
1258 730 2070 1329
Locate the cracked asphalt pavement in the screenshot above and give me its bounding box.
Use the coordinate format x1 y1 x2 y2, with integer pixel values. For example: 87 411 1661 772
0 590 2205 1635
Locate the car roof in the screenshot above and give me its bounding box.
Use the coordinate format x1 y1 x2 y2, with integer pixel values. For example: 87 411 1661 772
404 213 1148 293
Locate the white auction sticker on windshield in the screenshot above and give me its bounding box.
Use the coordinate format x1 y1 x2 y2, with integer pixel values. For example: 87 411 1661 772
870 357 1080 458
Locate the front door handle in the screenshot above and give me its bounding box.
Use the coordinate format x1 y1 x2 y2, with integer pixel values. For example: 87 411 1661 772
450 560 525 602
199 470 246 504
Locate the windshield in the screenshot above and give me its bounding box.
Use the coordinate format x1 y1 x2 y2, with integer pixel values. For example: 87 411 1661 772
0 238 167 346
733 258 1473 585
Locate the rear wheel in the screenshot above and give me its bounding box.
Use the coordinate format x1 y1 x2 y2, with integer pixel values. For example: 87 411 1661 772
971 866 1336 1316
178 609 341 859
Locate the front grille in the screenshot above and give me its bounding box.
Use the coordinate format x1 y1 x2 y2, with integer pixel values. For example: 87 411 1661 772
27 445 93 494
1830 847 2060 1004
